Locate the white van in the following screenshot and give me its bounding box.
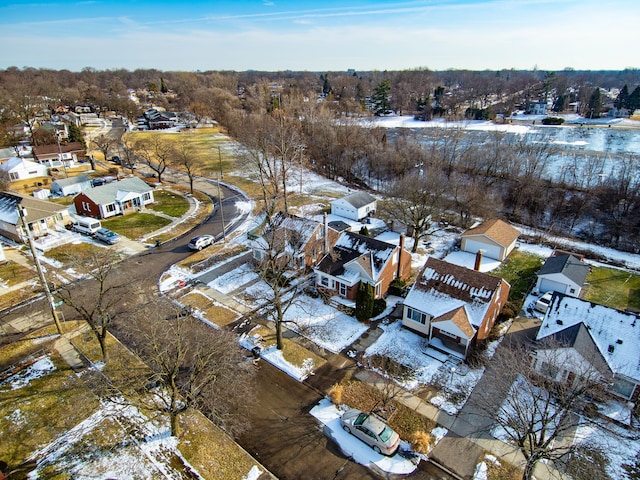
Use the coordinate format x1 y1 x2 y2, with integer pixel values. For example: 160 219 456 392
71 216 102 235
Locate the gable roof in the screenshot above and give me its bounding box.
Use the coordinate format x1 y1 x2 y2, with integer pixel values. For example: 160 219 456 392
404 257 506 329
1 157 45 172
256 212 323 253
315 231 396 282
33 142 85 157
537 294 640 383
0 191 67 225
52 174 91 188
462 218 520 247
537 254 590 286
335 191 376 209
432 306 476 339
79 177 152 205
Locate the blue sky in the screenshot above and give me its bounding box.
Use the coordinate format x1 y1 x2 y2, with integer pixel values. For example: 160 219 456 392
1 0 638 72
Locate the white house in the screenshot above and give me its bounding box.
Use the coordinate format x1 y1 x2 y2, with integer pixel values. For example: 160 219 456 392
330 191 376 222
0 157 49 182
535 253 590 297
51 174 92 197
0 191 70 243
535 293 640 403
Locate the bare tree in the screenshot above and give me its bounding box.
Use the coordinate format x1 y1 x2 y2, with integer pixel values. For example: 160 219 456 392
92 134 114 162
122 301 256 438
131 135 173 182
470 338 611 480
381 171 448 253
55 249 135 363
252 212 311 350
171 137 200 194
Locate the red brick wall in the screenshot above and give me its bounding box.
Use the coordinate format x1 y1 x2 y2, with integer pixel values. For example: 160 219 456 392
477 279 510 341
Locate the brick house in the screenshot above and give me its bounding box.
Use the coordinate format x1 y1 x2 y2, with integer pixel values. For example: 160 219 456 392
313 232 411 302
402 257 510 359
73 177 154 219
252 212 340 271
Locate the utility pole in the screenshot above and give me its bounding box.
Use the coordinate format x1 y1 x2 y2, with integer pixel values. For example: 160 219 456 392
17 205 63 335
216 177 226 243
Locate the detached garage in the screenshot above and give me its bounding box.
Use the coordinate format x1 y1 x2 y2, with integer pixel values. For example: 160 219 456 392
461 218 520 262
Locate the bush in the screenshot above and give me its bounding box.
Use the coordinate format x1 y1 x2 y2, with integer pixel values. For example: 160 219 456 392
498 300 520 321
542 116 565 125
372 298 386 317
328 384 343 405
388 278 407 297
409 430 433 454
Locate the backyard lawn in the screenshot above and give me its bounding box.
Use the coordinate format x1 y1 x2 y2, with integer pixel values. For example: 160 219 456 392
102 213 171 240
490 251 544 308
583 266 640 312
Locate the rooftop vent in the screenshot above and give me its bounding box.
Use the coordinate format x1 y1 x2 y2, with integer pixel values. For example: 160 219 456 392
608 345 615 354
616 339 623 345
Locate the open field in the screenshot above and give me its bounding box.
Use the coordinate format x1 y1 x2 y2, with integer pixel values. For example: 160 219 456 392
584 265 640 312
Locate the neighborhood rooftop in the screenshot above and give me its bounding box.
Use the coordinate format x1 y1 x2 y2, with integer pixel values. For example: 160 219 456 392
537 254 590 287
79 176 152 204
462 218 520 247
537 294 640 383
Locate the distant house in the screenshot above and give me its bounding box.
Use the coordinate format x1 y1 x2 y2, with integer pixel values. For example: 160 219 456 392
252 212 340 270
402 257 510 359
73 177 154 219
330 191 377 222
460 218 520 262
0 157 49 181
526 100 548 115
141 108 179 130
535 253 590 297
51 174 92 197
32 142 86 168
314 231 411 302
0 191 70 242
535 293 640 403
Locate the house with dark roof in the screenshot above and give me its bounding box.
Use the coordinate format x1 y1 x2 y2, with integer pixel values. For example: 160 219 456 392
402 257 510 359
535 293 640 403
0 191 70 242
32 142 86 168
51 174 92 197
535 253 590 297
330 191 377 222
252 212 340 271
73 177 154 219
313 231 411 303
460 218 520 261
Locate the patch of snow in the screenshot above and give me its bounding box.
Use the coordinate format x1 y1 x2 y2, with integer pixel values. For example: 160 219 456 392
1 357 55 391
310 399 418 475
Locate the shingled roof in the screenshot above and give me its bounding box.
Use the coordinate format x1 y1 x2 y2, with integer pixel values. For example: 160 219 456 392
462 218 520 247
339 191 376 209
537 254 590 286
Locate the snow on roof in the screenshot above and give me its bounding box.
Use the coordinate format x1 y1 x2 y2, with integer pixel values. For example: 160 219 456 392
537 294 640 383
404 257 505 329
1 157 42 171
0 191 67 225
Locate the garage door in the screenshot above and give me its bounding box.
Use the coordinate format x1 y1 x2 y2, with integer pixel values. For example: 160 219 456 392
463 239 502 261
539 279 567 294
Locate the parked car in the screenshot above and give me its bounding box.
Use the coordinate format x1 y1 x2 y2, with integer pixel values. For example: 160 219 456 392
71 217 102 236
340 409 400 456
188 235 215 251
534 291 554 314
111 155 121 164
91 177 106 187
94 228 120 245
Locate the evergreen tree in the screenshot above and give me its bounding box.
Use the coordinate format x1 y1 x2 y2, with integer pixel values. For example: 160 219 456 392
321 74 332 96
68 123 86 148
355 282 374 321
160 77 168 94
371 80 391 116
552 94 566 112
586 88 602 118
359 225 370 236
627 86 640 111
615 84 629 110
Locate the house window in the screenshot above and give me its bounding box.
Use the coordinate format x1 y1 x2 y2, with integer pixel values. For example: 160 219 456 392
105 204 116 213
9 172 19 181
375 283 381 297
338 282 347 297
142 192 151 201
253 250 263 261
569 288 576 294
610 377 636 400
320 276 329 287
407 307 427 325
541 361 559 380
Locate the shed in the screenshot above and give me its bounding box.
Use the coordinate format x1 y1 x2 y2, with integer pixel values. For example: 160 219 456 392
460 218 520 261
535 254 590 297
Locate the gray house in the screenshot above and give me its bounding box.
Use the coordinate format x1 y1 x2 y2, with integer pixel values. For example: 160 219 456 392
535 253 590 297
51 174 92 197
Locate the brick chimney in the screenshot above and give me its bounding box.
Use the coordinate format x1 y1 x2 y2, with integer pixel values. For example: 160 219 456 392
474 250 483 271
324 212 329 254
397 234 405 278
